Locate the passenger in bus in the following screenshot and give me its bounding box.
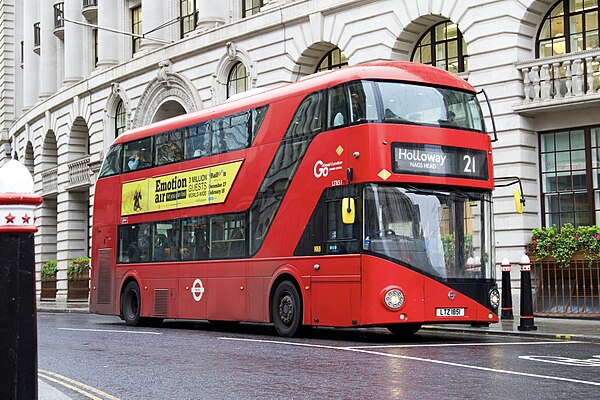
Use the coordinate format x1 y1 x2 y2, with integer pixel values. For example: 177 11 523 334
193 134 211 158
128 150 145 170
154 233 171 261
350 93 365 122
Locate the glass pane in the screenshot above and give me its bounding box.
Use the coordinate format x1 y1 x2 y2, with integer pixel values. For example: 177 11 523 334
570 130 585 149
435 23 447 40
555 131 570 150
546 213 560 227
542 153 556 172
545 193 559 212
571 33 584 52
552 3 565 17
587 11 598 30
594 149 600 168
421 32 431 45
553 38 566 55
560 193 574 211
543 173 556 192
556 172 572 191
436 43 446 60
576 211 590 226
552 16 565 37
556 151 570 171
593 128 600 147
584 0 597 10
574 192 589 213
573 172 587 189
412 47 421 62
570 0 583 11
540 40 553 57
421 44 431 64
447 40 458 59
586 31 599 48
571 14 583 34
571 150 586 169
561 212 575 226
539 19 552 39
541 133 555 152
446 23 458 39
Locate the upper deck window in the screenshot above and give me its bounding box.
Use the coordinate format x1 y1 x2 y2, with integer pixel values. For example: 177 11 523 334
123 137 153 172
326 80 485 133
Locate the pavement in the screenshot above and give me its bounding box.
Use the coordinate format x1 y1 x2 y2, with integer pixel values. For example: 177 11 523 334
36 303 600 399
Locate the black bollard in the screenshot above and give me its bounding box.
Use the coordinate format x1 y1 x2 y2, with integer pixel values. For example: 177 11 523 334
517 254 537 331
0 159 43 399
500 258 514 320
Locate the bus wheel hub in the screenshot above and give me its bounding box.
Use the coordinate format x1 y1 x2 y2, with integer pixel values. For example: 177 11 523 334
279 295 294 324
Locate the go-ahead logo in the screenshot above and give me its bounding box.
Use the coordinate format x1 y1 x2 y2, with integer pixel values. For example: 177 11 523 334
313 160 343 178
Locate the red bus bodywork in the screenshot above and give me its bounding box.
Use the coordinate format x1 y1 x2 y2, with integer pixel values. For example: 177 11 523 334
90 62 499 335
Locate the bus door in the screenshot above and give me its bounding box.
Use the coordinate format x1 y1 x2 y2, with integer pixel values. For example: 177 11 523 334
92 225 117 315
302 187 362 326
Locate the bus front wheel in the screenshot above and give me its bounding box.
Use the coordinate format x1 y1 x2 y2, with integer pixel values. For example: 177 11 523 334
122 281 141 326
387 323 422 336
272 281 302 337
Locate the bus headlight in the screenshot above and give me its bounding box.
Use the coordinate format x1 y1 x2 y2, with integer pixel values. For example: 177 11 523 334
384 288 405 310
489 287 500 310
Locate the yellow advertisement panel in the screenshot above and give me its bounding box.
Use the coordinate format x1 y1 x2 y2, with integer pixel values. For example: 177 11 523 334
121 160 243 216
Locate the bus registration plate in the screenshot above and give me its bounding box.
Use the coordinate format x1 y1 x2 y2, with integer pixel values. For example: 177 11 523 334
436 308 465 317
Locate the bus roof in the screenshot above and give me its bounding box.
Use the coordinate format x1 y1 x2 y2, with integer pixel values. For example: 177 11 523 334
113 61 476 145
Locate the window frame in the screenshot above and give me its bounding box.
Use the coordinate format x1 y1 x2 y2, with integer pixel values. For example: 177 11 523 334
131 5 142 55
538 125 598 228
411 20 468 74
536 0 600 57
180 0 196 37
227 61 248 99
316 48 348 72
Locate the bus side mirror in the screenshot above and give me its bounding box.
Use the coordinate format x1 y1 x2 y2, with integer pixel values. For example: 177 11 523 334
342 198 355 224
514 189 523 214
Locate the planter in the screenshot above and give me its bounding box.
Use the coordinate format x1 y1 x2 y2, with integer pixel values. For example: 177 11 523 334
40 276 57 300
67 272 90 301
530 251 600 317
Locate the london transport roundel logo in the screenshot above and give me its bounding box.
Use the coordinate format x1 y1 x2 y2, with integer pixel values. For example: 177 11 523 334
191 278 205 302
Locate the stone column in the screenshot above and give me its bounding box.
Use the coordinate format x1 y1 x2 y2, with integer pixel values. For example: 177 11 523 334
97 0 119 68
63 0 85 84
139 0 169 53
197 0 228 30
39 0 57 99
22 0 39 109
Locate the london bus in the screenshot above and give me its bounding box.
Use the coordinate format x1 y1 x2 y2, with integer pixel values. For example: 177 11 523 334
90 61 500 337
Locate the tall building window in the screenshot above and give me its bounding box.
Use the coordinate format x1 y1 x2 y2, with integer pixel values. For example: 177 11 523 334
54 2 64 29
180 0 196 37
538 0 600 57
539 127 600 228
116 100 126 137
242 0 269 18
93 28 98 67
132 6 142 54
227 62 248 98
412 21 468 74
316 48 348 72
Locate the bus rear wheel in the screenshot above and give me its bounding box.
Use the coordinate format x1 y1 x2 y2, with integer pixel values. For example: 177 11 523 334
122 281 141 326
387 323 422 336
272 281 302 337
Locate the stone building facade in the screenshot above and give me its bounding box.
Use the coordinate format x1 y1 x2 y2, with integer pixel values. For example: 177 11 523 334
0 0 598 304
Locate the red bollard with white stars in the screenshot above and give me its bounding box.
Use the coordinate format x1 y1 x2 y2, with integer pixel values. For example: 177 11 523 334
0 159 43 400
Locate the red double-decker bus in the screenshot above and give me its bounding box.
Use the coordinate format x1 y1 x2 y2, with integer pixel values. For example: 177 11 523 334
90 61 500 337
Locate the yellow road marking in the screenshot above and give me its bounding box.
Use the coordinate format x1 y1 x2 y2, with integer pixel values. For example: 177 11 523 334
38 369 119 400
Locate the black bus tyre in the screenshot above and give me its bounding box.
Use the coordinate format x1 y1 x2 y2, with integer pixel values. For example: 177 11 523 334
122 281 142 326
272 280 302 337
387 323 422 336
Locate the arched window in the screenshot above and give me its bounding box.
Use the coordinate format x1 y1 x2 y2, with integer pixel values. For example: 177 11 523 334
227 61 248 98
537 0 600 57
115 100 126 137
316 48 348 72
411 21 468 73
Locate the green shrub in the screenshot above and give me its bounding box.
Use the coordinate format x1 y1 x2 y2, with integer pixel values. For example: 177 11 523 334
41 260 57 278
67 257 91 278
529 224 600 267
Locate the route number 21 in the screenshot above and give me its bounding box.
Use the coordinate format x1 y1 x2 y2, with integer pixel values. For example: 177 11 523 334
463 155 476 173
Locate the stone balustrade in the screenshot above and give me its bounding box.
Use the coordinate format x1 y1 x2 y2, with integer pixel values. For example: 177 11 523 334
67 156 91 190
41 167 58 196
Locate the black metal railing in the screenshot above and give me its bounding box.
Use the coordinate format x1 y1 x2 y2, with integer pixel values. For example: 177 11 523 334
83 0 97 8
54 2 64 29
33 22 40 47
533 255 600 317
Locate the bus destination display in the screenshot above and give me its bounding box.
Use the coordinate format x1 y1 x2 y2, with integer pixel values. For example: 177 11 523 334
392 143 488 180
121 160 243 215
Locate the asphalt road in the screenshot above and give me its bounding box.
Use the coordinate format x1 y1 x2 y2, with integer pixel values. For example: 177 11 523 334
38 313 600 399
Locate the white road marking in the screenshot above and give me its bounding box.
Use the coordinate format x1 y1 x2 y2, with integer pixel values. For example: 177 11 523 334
347 341 584 349
220 337 600 386
59 327 162 335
